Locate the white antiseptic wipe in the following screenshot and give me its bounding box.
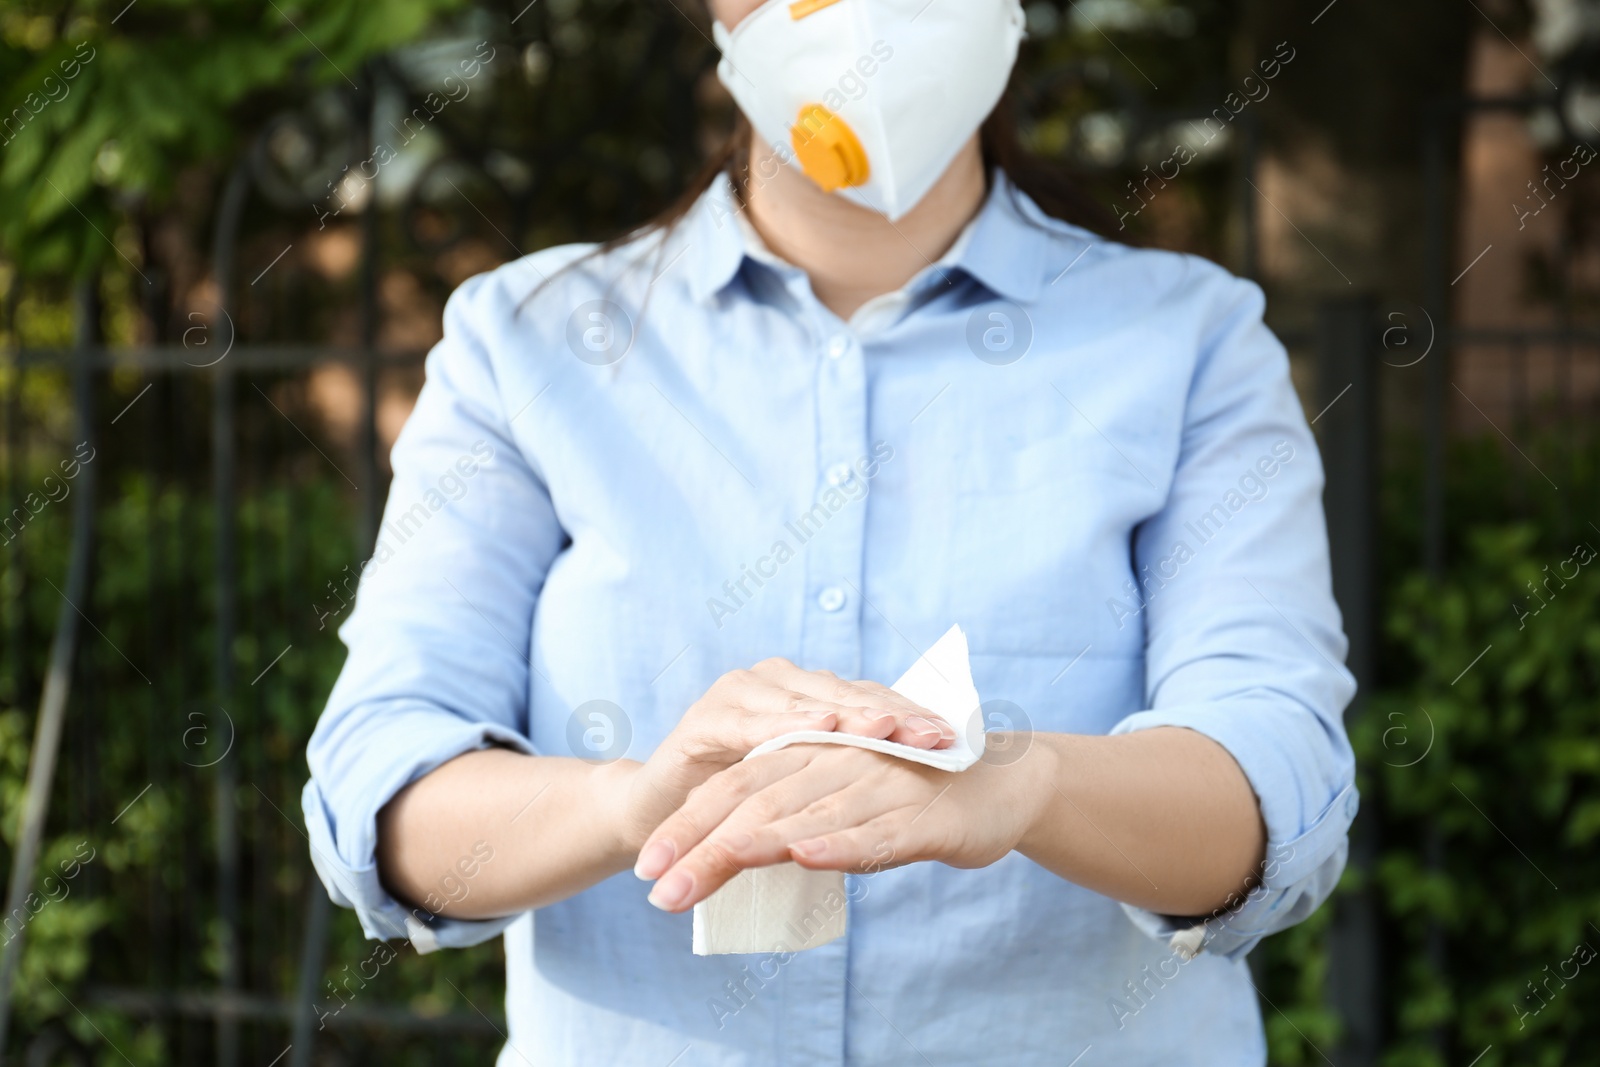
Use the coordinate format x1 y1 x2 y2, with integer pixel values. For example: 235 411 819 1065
691 624 984 955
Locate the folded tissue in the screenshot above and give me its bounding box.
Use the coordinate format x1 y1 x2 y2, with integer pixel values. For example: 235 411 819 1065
691 624 985 955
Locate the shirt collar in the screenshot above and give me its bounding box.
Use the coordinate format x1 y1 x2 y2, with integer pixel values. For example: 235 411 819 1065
683 177 753 304
955 170 1052 304
682 169 1056 307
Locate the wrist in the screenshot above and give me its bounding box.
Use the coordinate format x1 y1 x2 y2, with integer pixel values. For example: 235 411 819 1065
590 758 649 864
1011 732 1066 858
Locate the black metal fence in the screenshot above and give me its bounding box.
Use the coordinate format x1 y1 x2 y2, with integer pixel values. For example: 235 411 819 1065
0 329 507 1066
3 41 1598 1067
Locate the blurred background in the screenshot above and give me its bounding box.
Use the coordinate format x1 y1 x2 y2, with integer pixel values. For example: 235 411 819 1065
1 0 1597 1063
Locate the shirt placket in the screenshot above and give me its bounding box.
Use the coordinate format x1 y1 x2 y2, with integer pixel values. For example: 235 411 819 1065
774 297 870 1067
803 325 870 669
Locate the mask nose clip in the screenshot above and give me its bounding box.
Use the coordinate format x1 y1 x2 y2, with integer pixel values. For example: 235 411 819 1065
790 104 870 193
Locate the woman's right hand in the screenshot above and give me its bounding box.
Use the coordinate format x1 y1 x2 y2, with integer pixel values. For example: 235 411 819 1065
612 658 954 868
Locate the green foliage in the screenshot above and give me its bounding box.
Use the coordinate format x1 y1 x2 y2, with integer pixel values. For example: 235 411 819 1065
0 442 506 1062
1259 431 1600 1065
2 0 1552 1060
1259 899 1341 1064
0 0 466 275
1357 519 1600 1065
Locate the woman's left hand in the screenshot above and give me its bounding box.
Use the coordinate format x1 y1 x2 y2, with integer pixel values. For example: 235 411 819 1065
632 738 1052 912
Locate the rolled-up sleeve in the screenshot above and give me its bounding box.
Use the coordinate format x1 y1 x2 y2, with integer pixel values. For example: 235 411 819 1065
301 269 566 951
1112 274 1358 961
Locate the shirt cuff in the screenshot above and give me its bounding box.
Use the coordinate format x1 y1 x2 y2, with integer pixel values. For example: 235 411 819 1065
1108 701 1359 961
301 714 540 954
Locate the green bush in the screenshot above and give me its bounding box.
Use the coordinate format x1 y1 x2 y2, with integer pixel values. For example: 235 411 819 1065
1355 519 1600 1066
1260 427 1600 1066
1 461 508 1064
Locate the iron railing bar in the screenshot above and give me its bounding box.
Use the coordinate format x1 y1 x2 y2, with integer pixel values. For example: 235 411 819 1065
211 160 250 1067
3 346 428 371
142 368 171 1000
179 384 202 1066
1237 108 1261 282
0 277 100 1062
1421 102 1449 580
1448 92 1564 112
360 84 383 547
287 877 332 1065
1318 296 1382 1067
1419 95 1452 1067
291 68 384 1067
84 987 503 1035
2 272 21 710
1267 326 1600 352
1444 327 1600 345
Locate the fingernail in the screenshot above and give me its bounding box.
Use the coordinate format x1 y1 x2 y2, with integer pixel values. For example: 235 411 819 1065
634 839 676 880
648 870 694 911
791 839 827 860
864 708 894 724
805 710 836 724
906 716 941 738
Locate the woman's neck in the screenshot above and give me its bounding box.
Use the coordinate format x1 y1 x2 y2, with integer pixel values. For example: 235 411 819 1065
742 132 988 322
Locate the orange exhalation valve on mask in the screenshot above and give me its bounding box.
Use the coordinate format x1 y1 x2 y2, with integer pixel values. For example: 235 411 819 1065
790 104 870 193
714 0 1024 220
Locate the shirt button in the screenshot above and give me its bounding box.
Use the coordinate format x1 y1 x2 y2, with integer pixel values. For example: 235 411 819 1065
825 461 855 487
817 586 847 612
825 335 850 360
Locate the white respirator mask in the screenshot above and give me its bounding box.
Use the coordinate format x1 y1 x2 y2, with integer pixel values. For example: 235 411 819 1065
713 0 1027 221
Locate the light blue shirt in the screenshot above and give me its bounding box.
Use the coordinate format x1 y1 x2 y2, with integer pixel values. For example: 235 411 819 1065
303 171 1358 1066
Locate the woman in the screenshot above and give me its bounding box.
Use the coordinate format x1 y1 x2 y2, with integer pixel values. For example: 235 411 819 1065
303 0 1358 1062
